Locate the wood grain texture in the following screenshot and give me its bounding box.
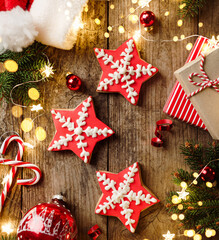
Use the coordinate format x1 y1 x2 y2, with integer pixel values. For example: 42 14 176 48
0 0 218 239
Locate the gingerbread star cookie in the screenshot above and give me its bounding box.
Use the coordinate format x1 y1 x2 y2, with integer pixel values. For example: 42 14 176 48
48 96 114 163
95 162 160 233
94 38 158 105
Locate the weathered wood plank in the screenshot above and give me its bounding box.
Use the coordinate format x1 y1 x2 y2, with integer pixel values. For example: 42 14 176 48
22 1 109 239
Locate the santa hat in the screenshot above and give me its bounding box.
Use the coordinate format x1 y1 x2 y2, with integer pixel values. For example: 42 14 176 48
0 0 37 52
0 0 87 52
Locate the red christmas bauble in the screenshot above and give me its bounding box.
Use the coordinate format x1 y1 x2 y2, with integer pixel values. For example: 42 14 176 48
17 195 78 240
140 11 155 29
66 73 81 91
199 166 216 182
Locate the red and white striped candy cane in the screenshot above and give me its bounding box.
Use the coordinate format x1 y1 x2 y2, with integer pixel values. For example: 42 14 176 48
0 135 41 212
0 159 41 185
187 52 219 98
0 135 24 212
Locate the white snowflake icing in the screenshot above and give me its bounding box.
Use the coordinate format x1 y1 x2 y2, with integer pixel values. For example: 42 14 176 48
95 39 157 104
48 97 113 163
96 163 157 233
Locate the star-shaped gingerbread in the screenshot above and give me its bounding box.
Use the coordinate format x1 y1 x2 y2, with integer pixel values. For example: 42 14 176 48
48 97 114 163
94 38 158 105
95 162 160 233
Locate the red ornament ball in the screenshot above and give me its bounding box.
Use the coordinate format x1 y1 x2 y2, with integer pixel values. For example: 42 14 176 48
17 195 78 240
199 166 216 182
140 11 155 28
66 73 81 91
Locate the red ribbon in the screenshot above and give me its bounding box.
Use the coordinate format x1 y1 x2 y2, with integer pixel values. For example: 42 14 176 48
151 119 173 147
88 225 102 239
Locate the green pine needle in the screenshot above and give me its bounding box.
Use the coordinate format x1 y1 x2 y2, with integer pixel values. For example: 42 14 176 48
178 0 207 19
166 142 219 235
0 41 52 105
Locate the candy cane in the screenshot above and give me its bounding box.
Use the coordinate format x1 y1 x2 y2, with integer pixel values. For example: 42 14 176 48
0 135 41 212
0 159 41 185
0 135 24 212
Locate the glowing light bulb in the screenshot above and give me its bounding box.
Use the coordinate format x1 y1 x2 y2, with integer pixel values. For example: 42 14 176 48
179 3 186 9
187 230 195 237
179 214 185 220
177 19 183 27
95 18 101 25
132 0 138 3
28 88 40 101
108 26 113 31
186 43 193 51
198 22 203 28
129 7 135 13
66 1 72 8
206 182 213 188
21 118 34 132
129 14 139 24
193 172 199 178
35 127 47 141
193 180 198 185
180 181 187 189
193 234 202 240
211 229 216 236
184 230 188 236
11 105 23 118
181 35 185 39
205 229 212 238
4 59 18 72
172 195 181 204
197 201 203 206
118 26 125 33
31 104 43 112
173 36 178 42
104 32 110 38
164 11 169 16
178 204 183 210
162 230 175 240
41 64 54 78
171 214 178 220
110 4 115 9
2 223 13 234
84 4 88 12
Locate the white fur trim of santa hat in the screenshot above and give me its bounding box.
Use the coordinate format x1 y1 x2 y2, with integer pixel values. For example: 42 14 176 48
0 6 37 52
30 0 88 50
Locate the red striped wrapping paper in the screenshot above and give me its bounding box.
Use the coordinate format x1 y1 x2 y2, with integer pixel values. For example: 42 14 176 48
163 36 209 130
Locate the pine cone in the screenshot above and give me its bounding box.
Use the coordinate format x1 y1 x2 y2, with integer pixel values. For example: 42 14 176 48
166 203 171 208
194 144 199 149
196 225 202 230
212 141 216 147
179 223 184 227
187 206 194 210
216 222 219 226
185 142 191 148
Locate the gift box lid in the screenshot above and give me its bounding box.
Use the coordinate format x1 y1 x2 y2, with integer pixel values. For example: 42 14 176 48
174 48 219 139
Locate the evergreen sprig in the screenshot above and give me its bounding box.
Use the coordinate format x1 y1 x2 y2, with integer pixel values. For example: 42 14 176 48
166 142 219 236
0 41 51 105
1 235 17 240
179 0 207 19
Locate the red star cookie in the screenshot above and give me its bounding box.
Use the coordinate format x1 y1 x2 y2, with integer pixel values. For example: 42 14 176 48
95 38 158 105
48 97 114 163
95 162 160 233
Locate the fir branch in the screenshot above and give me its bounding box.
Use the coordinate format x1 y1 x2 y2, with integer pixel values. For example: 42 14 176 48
0 41 52 105
1 235 17 240
179 0 207 19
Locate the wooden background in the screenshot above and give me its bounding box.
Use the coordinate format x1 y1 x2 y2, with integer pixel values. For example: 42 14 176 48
0 0 219 239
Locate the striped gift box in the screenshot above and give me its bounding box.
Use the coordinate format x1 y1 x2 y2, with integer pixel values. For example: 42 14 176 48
163 36 211 130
